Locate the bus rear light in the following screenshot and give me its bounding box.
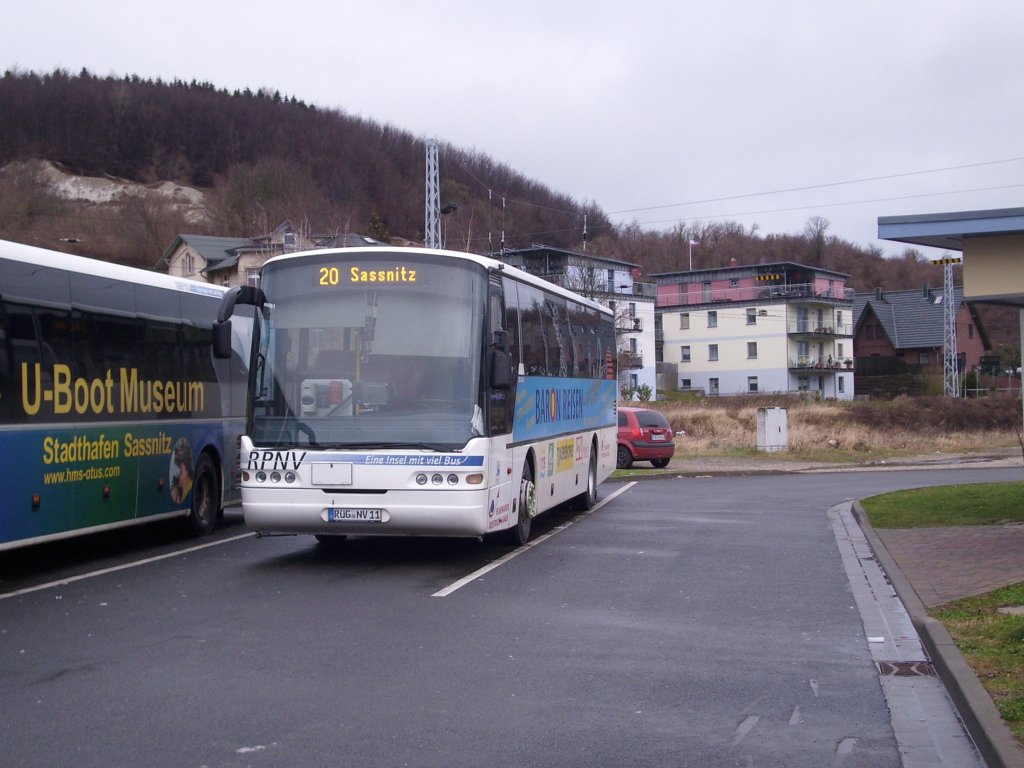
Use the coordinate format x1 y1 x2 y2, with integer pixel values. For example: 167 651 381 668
157 477 165 491
256 471 267 483
329 380 344 404
416 473 428 485
284 471 297 484
32 494 41 510
242 470 251 482
447 474 458 485
102 485 111 500
431 474 443 485
270 471 282 483
466 474 484 485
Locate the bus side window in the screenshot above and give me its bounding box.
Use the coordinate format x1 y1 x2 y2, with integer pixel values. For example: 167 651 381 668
501 277 522 377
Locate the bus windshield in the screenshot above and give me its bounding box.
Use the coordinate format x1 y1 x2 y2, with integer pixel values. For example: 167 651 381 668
249 252 487 450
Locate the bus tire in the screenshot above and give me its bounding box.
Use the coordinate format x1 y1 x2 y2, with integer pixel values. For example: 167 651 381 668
186 453 220 537
573 446 599 511
509 460 536 546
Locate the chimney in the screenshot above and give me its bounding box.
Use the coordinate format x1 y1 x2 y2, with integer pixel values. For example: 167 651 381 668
874 288 884 301
922 284 931 299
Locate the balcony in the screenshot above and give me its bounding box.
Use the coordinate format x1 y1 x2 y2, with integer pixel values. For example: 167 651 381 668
787 322 853 337
618 351 644 369
615 316 644 332
662 282 854 308
789 355 854 372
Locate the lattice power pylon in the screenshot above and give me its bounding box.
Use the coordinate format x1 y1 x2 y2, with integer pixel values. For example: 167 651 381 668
934 256 962 398
424 139 441 249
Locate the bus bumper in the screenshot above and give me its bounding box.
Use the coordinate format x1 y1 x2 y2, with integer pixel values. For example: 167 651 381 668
241 486 499 538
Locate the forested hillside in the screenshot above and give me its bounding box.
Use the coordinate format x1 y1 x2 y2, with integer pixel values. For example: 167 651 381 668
0 68 1018 360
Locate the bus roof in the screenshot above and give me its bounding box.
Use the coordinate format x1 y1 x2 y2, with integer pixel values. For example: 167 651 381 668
260 245 613 315
0 239 229 300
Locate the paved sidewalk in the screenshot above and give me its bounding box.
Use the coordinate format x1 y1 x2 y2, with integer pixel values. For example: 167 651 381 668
874 524 1024 607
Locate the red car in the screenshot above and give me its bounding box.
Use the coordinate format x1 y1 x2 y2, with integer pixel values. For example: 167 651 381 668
617 407 675 469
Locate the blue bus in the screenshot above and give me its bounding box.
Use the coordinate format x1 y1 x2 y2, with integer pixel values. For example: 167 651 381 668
214 246 617 545
0 240 249 551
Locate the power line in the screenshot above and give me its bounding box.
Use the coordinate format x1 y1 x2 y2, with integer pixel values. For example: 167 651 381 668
606 156 1024 217
627 183 1024 229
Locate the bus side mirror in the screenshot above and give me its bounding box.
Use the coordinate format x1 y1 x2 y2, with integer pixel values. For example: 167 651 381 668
212 320 232 359
217 284 264 323
490 349 512 390
213 285 264 359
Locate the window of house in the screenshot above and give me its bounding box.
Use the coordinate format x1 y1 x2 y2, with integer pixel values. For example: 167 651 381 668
708 344 719 361
968 323 974 339
680 312 689 329
708 377 719 395
730 277 739 288
865 325 875 340
798 376 809 391
680 378 692 389
838 376 845 393
183 252 194 276
837 343 845 358
918 351 929 364
747 341 757 358
707 311 717 328
746 308 756 325
747 376 758 393
681 345 691 362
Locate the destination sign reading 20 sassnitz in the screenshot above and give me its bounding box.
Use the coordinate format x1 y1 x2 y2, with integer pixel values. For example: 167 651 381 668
318 265 418 286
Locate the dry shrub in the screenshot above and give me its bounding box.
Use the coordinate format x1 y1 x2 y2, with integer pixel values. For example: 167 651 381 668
635 394 1022 458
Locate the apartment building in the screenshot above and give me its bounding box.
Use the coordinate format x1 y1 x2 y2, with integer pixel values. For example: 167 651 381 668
655 262 855 399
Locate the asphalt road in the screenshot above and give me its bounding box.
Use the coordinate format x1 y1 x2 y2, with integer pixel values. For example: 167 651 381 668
0 466 1018 768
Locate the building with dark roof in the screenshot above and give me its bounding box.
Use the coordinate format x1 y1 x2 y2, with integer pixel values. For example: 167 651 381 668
852 285 989 376
156 221 381 286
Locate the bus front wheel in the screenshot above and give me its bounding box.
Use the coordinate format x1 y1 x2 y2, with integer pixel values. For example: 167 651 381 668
510 461 536 546
186 453 220 537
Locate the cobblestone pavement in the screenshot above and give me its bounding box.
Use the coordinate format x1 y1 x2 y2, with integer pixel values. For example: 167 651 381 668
874 524 1024 607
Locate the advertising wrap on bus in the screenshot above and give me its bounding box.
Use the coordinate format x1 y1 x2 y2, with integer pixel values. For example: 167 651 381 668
513 376 617 443
5 422 234 547
0 239 249 551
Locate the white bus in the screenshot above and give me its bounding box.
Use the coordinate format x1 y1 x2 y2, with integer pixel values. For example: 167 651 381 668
214 246 618 545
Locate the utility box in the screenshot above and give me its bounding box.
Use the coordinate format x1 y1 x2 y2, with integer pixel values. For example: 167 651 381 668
757 407 788 453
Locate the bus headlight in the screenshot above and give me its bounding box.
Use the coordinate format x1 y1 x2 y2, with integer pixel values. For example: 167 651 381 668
431 474 443 485
284 471 297 484
270 471 282 483
256 471 267 483
447 474 458 485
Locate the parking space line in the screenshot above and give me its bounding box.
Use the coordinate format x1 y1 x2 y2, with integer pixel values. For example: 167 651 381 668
432 481 637 597
0 532 255 601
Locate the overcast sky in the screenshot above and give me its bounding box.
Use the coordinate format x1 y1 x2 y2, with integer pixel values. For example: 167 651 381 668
4 1 1023 258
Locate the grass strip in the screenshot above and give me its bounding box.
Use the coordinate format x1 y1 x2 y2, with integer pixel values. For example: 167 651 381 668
859 481 1024 528
931 583 1024 743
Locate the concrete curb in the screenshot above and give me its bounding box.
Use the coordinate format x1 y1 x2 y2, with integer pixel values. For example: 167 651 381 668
851 502 1024 768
